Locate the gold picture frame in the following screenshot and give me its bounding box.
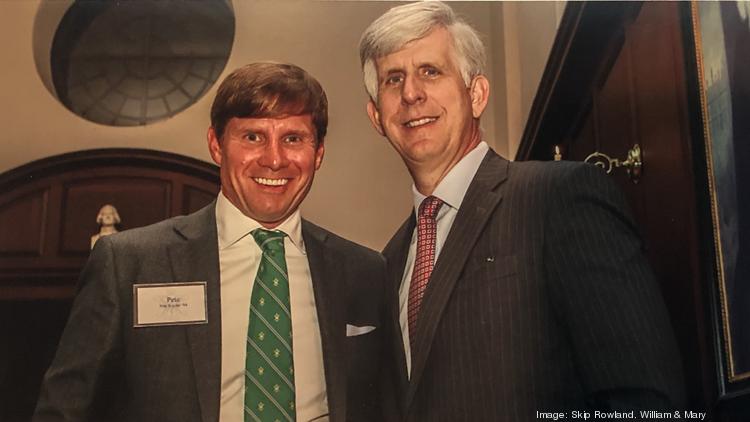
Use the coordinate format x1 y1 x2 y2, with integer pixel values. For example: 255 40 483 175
691 1 750 384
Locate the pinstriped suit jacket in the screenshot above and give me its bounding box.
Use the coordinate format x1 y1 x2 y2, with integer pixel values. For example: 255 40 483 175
382 150 686 421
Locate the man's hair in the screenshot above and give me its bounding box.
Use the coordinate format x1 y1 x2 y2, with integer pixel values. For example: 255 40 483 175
358 1 486 102
210 62 328 142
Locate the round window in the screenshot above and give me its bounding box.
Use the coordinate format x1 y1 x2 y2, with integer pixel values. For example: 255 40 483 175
50 0 235 126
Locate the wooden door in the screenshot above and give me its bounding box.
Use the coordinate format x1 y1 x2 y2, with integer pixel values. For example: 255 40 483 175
565 3 713 410
518 1 721 413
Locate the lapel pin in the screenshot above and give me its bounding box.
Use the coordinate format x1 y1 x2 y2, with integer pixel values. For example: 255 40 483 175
486 256 495 262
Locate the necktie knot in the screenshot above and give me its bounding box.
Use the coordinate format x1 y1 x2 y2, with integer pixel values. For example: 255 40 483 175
251 228 286 253
419 196 443 220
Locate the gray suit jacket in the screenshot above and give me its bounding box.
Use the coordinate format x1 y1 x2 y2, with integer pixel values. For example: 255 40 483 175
34 202 388 422
383 150 686 421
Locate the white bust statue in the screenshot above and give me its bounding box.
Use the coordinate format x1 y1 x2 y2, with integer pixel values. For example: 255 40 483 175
90 204 121 249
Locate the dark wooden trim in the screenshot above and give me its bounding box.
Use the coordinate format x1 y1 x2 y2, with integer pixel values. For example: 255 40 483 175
0 149 219 301
517 1 642 161
0 148 219 191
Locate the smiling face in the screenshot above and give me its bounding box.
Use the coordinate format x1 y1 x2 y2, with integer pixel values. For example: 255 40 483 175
208 114 324 228
366 27 488 188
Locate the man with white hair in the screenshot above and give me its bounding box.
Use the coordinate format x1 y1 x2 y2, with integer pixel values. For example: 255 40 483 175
360 2 685 420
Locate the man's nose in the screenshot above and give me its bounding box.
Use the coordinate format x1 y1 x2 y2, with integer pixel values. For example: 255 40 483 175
401 75 426 105
257 139 289 170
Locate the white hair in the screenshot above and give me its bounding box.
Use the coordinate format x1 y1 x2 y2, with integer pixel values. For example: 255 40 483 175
358 1 486 102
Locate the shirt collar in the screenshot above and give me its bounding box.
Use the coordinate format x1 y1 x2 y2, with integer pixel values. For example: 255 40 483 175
216 191 306 254
412 141 489 213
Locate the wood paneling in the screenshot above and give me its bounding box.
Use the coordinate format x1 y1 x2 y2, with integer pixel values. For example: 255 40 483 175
184 185 217 214
0 149 220 421
517 1 736 415
0 149 219 299
0 190 48 256
59 175 171 255
0 300 72 422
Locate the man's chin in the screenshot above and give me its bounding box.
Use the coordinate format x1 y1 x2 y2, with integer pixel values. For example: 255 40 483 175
403 145 442 165
252 207 296 229
254 215 287 229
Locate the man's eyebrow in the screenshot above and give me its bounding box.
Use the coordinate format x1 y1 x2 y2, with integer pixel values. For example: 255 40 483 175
381 66 405 76
233 124 261 132
283 129 313 136
378 59 445 81
281 125 314 134
417 60 444 69
386 60 442 72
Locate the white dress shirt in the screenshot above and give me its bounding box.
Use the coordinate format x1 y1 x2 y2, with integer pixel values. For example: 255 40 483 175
216 193 329 421
399 141 489 377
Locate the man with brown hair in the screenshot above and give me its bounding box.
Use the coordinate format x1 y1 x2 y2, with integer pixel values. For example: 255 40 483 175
34 63 388 422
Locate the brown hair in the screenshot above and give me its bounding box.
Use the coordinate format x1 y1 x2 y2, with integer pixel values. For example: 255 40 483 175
210 62 328 143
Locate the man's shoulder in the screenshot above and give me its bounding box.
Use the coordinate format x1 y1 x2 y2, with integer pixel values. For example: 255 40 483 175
506 157 591 180
302 219 383 264
106 216 182 247
501 157 610 194
103 203 214 250
475 148 595 185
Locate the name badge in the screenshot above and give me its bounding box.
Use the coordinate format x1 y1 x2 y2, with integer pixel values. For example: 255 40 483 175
133 282 208 327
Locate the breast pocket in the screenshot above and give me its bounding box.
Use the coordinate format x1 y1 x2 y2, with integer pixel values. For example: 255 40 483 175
457 253 518 289
345 326 380 360
345 328 381 391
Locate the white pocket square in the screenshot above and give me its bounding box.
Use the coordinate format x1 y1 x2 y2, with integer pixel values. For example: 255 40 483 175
346 324 376 337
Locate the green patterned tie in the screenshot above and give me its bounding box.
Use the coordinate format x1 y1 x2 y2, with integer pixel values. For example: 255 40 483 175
245 229 296 422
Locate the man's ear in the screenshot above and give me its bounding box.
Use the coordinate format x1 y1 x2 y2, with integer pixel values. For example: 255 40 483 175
366 100 385 136
314 140 325 170
207 127 223 166
469 75 490 118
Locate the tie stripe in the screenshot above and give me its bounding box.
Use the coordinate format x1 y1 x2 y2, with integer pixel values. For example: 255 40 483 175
247 373 294 421
258 235 285 249
253 277 291 317
263 252 289 279
245 406 263 422
245 229 296 422
246 340 294 389
250 306 292 351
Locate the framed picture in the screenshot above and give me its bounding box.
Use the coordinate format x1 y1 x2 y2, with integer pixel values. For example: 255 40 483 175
691 1 750 392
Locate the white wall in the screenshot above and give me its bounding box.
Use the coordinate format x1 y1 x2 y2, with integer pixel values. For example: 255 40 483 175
0 0 562 249
497 1 565 158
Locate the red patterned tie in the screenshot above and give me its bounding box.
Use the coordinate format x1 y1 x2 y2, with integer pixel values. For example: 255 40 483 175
408 195 443 350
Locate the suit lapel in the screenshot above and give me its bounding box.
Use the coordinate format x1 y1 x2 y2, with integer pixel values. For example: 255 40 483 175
406 152 509 407
302 220 347 422
382 215 415 409
168 203 222 422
